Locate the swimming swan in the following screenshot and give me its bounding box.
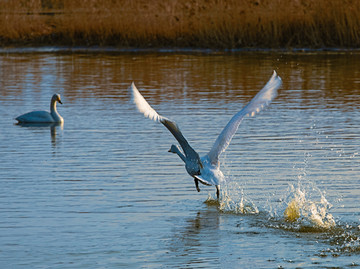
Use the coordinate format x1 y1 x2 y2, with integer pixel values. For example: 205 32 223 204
130 71 282 199
16 94 64 123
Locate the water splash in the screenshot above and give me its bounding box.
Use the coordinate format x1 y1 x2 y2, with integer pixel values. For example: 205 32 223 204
269 149 337 230
205 181 259 214
283 184 335 229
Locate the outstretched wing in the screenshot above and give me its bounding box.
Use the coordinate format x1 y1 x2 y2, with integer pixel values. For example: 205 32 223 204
129 82 200 162
207 71 282 165
130 82 163 122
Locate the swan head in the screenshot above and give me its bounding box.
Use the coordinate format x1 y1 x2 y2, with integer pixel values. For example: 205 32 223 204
168 144 187 164
52 93 63 104
168 144 180 153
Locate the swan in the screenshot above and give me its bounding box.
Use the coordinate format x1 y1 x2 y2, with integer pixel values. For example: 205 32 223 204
16 94 64 123
130 71 282 199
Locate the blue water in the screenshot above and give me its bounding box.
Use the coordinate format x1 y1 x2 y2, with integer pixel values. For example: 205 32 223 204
0 51 359 268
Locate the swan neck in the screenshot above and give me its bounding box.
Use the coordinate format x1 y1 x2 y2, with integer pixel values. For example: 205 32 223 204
50 98 57 113
175 147 186 163
50 98 63 122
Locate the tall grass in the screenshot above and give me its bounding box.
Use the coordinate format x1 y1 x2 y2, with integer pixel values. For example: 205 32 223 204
0 0 359 48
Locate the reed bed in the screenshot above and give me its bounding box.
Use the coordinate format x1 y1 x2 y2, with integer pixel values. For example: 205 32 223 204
0 0 359 48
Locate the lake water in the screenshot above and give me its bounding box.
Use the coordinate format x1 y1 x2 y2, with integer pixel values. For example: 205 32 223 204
0 50 359 268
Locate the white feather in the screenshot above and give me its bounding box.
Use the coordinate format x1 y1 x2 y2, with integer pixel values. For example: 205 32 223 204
129 71 282 198
129 82 163 122
207 70 282 164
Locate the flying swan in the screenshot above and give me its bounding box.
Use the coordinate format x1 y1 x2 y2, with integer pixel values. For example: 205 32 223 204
16 94 64 124
130 71 282 199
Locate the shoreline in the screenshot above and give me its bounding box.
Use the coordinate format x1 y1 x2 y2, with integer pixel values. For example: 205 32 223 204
1 46 360 55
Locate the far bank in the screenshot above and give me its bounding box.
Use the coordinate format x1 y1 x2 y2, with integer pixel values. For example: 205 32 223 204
1 0 359 49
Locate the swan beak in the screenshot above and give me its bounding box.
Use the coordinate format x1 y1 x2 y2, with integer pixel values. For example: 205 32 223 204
168 148 171 152
59 100 63 104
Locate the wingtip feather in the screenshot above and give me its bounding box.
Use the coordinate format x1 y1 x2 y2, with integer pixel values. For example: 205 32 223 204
129 82 163 123
242 71 282 119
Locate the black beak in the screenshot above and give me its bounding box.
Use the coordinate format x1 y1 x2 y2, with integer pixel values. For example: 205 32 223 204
59 100 63 104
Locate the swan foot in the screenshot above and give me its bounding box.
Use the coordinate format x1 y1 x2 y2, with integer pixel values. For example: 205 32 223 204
216 185 220 199
194 178 200 192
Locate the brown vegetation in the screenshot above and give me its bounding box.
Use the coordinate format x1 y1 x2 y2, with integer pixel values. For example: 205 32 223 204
0 0 359 48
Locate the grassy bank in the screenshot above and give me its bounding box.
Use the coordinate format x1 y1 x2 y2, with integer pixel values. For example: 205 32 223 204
0 0 359 49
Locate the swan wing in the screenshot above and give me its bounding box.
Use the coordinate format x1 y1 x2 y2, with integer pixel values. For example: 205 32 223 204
207 71 282 164
16 111 54 123
130 82 163 122
129 82 200 162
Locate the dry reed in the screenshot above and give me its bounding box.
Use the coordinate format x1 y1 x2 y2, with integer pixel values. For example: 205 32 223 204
0 0 359 48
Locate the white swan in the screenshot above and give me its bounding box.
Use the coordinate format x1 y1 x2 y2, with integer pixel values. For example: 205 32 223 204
16 94 64 123
130 71 282 199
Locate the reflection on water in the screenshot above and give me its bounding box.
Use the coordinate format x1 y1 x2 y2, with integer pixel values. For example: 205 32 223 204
16 122 63 148
0 51 359 268
1 52 360 106
168 209 221 267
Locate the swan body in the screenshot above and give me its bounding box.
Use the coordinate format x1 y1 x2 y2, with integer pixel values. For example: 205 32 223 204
130 71 282 199
16 94 64 123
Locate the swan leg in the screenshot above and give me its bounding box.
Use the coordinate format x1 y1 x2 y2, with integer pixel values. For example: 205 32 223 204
194 178 200 192
216 185 220 199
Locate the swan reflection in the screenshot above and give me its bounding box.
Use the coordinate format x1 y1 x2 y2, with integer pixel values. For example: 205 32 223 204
167 208 220 267
16 122 63 147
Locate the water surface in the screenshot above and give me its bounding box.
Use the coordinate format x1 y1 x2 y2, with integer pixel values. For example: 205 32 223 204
0 51 359 268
